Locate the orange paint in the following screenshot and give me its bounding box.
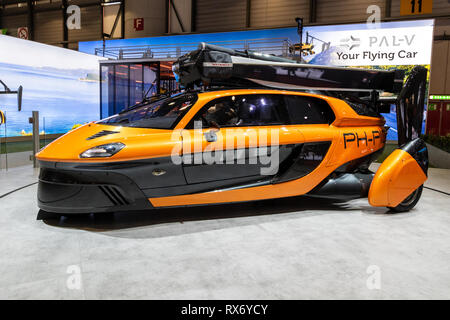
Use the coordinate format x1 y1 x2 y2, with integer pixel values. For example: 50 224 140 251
369 149 427 207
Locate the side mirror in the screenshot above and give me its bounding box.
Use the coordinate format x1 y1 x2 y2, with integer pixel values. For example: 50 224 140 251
17 85 23 111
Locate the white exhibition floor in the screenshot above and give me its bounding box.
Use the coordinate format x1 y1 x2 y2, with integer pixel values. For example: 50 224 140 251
0 164 449 299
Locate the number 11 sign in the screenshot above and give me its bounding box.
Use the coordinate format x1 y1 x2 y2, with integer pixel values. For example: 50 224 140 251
400 0 433 16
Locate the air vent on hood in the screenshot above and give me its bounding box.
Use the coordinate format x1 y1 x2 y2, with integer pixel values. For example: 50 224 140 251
86 130 120 140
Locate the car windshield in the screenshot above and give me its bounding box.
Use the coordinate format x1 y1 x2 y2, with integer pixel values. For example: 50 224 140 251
98 93 198 129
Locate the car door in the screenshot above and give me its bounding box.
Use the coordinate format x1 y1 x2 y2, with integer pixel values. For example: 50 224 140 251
180 94 302 190
271 94 336 183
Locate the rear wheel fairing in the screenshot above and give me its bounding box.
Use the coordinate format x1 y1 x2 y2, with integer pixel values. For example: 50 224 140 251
368 138 428 207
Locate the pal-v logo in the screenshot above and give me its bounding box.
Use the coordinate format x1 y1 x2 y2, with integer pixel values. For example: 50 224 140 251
340 36 361 50
369 34 415 47
341 34 416 50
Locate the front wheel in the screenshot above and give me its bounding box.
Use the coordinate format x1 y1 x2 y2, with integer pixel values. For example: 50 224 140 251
388 185 423 213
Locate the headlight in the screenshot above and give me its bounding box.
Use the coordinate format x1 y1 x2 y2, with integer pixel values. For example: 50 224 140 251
80 143 125 158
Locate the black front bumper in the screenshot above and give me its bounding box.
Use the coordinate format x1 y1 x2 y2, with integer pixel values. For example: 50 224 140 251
38 161 154 214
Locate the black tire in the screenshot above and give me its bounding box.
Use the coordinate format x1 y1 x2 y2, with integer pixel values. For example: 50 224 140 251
388 185 424 213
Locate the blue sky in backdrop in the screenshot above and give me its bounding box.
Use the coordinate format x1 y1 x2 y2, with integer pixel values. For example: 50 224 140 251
0 35 103 137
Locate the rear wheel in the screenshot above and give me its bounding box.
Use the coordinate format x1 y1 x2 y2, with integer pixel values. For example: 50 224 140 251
388 185 423 213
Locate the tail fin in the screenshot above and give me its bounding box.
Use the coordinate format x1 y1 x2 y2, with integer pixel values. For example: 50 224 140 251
396 66 428 146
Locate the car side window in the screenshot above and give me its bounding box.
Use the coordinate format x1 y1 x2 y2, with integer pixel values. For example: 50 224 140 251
284 95 335 125
187 94 287 129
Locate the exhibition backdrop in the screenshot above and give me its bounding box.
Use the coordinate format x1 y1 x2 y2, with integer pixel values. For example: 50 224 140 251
80 19 434 140
80 20 434 67
0 35 103 137
0 19 434 140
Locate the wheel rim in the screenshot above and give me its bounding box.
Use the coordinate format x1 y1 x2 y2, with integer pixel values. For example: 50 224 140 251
401 188 419 206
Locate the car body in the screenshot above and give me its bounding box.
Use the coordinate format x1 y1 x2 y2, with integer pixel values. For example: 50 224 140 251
36 87 427 215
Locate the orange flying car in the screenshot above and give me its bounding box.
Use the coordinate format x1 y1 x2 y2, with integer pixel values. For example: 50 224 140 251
36 44 429 215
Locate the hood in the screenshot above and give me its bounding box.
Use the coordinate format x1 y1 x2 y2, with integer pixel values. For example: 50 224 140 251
36 123 181 162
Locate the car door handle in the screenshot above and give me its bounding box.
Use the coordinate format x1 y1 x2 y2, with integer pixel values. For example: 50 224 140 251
204 130 217 142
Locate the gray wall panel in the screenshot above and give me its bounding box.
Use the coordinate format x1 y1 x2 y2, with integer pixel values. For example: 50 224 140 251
317 0 385 23
1 13 27 37
429 40 450 94
34 10 63 46
169 0 192 33
68 5 102 42
250 0 309 28
196 0 246 32
125 0 166 38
